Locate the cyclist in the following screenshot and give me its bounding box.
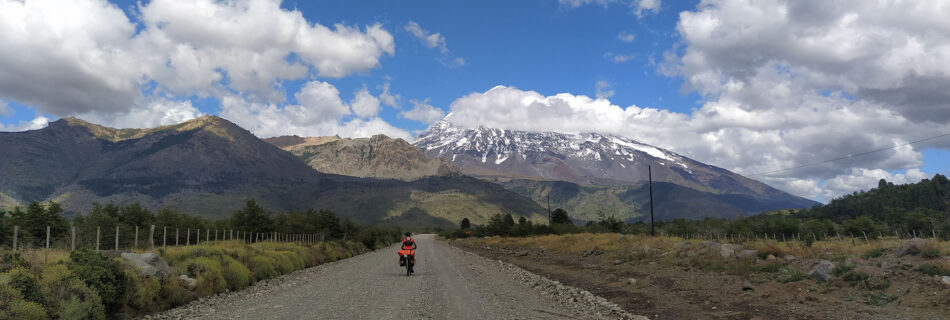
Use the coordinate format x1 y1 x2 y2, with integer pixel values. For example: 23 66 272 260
398 232 417 272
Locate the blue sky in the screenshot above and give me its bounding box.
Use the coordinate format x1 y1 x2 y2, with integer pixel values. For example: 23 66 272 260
1 0 948 201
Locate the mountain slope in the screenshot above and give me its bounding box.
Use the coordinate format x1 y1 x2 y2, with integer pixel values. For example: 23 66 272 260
264 134 458 181
0 117 545 226
414 121 817 220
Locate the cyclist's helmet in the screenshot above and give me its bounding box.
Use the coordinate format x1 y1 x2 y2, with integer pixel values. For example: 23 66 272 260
405 232 411 237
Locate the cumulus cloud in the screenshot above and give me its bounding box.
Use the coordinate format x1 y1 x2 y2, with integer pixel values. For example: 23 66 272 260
400 99 445 125
76 99 204 129
595 81 614 99
350 88 382 118
0 116 49 132
378 81 401 108
219 81 410 140
0 0 394 118
633 0 660 18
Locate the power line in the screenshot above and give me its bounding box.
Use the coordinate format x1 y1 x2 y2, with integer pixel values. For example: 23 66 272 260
749 132 950 177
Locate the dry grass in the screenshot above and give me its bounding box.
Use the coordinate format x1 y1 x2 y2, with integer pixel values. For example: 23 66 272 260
467 233 946 262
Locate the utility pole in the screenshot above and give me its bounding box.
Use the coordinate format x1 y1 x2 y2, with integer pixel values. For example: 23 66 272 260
547 195 551 224
649 165 655 236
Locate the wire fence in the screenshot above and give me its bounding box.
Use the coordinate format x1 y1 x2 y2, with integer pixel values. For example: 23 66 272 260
2 223 332 263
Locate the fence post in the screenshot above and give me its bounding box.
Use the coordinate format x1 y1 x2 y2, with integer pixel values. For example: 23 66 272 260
176 228 179 246
45 226 50 263
115 225 120 251
149 225 155 251
96 226 101 253
187 228 190 245
215 229 218 242
134 226 139 250
71 226 76 252
163 227 167 248
12 226 18 255
196 229 200 245
230 229 233 241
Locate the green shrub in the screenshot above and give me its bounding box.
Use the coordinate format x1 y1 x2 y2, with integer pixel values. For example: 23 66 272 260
124 268 160 311
0 252 31 273
4 266 43 304
269 252 295 275
67 250 129 313
832 262 855 277
778 268 807 283
861 248 885 259
920 244 943 259
218 256 251 291
38 263 106 320
0 283 48 320
246 256 277 281
918 264 950 276
842 271 870 286
181 257 226 296
158 277 195 308
279 251 306 271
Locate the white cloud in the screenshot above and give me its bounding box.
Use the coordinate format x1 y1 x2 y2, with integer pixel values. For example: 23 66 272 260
378 81 401 108
405 21 465 66
400 99 445 125
350 88 382 118
76 99 203 129
0 0 394 118
405 21 447 54
605 52 636 63
617 31 635 43
0 116 49 132
633 0 661 18
595 81 614 99
0 100 9 117
820 168 929 200
219 81 410 140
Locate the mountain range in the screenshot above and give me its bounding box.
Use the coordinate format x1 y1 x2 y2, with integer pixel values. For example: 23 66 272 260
264 134 458 181
413 121 817 221
0 117 546 228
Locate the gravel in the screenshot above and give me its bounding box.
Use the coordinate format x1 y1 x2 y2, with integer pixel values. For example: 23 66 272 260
142 234 648 320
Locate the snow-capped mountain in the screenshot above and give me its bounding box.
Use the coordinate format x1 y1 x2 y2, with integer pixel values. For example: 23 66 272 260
413 121 817 219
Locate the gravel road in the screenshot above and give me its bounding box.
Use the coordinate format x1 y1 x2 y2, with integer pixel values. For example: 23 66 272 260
147 234 644 320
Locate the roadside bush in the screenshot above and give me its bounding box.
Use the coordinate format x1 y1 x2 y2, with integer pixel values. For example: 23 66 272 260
4 266 43 304
919 242 943 259
269 252 295 274
246 256 277 281
158 277 195 308
218 256 251 291
38 263 106 320
0 283 47 320
123 268 160 311
67 249 129 313
279 251 306 271
181 257 226 296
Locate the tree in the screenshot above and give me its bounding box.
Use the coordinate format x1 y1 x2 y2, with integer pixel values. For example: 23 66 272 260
550 208 571 225
517 216 527 225
231 199 273 232
460 218 471 229
118 202 155 228
503 213 515 227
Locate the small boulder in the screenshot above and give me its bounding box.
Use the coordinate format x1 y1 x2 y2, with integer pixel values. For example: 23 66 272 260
784 255 797 262
808 260 836 281
766 254 777 261
612 259 624 265
737 250 759 259
742 279 755 291
627 278 637 285
121 252 171 280
942 276 950 286
720 244 743 258
178 274 197 290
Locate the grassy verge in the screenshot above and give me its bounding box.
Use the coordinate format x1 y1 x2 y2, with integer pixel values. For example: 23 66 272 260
0 240 369 319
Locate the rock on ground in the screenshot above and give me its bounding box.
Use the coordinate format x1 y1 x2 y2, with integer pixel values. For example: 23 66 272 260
121 252 172 280
808 260 836 281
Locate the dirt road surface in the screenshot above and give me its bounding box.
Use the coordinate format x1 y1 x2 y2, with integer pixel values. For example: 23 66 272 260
148 234 640 319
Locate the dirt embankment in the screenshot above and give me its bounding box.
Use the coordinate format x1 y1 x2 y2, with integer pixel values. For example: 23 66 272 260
450 234 950 320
